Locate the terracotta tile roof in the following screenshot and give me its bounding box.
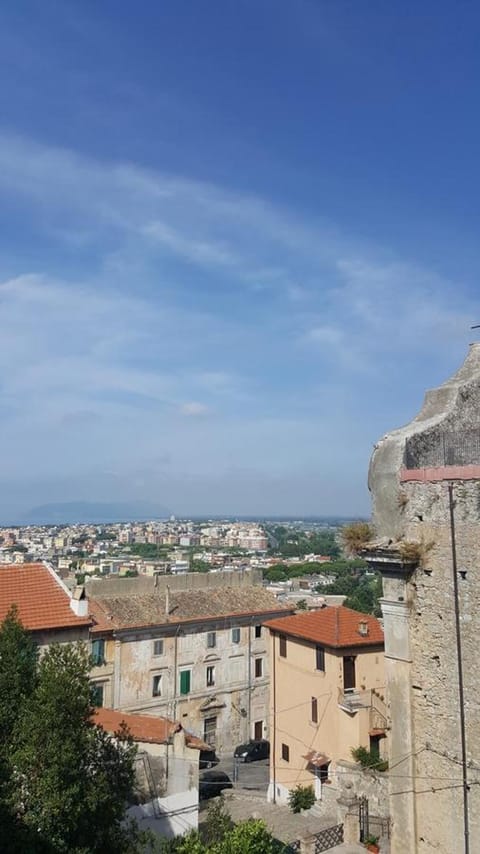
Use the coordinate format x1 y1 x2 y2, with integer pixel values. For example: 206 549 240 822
93 707 177 744
88 586 292 633
264 606 384 649
93 708 210 750
0 563 91 632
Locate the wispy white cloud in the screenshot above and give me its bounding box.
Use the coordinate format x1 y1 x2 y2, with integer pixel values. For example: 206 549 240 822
0 132 479 517
179 401 210 416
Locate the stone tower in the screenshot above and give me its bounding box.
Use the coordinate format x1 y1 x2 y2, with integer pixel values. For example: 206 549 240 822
365 344 480 854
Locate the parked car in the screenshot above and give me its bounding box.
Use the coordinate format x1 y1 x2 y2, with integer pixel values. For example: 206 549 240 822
233 739 270 762
199 748 219 769
199 771 233 800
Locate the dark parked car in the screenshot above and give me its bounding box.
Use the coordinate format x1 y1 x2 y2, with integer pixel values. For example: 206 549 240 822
233 739 270 762
199 771 233 800
199 748 219 769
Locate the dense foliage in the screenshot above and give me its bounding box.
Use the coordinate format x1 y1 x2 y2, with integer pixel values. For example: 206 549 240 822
155 799 283 853
287 784 315 813
0 610 145 854
268 526 340 559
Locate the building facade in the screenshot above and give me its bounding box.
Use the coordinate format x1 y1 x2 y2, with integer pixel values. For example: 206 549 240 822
88 572 294 753
366 343 480 853
264 606 386 805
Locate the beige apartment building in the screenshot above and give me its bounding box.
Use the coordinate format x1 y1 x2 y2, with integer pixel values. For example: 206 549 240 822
264 606 386 805
88 571 294 753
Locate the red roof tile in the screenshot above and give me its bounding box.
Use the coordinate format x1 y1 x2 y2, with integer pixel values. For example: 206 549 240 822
264 606 384 649
0 563 91 631
93 707 178 744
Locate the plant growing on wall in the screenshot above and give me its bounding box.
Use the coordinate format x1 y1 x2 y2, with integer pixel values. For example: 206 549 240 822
341 522 373 556
398 539 434 567
287 784 315 813
351 746 388 772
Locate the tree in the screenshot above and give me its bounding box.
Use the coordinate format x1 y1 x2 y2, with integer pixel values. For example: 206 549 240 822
0 607 38 756
9 642 144 853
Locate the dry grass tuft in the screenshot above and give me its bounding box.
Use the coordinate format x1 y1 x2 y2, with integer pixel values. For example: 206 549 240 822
341 522 373 556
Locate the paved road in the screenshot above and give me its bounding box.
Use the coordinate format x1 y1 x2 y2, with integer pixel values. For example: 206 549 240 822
214 754 270 792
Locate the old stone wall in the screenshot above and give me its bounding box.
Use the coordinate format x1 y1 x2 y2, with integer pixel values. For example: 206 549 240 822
399 478 480 853
88 568 262 598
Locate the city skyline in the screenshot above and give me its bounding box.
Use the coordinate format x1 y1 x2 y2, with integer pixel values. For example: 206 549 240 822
2 3 480 522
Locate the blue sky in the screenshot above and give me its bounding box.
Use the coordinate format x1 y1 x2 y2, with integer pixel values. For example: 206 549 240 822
1 1 480 521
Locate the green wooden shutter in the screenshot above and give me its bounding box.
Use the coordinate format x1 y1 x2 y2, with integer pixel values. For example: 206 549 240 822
180 670 191 695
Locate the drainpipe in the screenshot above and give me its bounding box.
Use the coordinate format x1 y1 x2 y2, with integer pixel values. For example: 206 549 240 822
246 619 252 742
448 483 470 854
173 625 180 721
272 632 277 804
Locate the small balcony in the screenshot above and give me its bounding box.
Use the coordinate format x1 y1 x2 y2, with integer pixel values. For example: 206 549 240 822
338 688 388 734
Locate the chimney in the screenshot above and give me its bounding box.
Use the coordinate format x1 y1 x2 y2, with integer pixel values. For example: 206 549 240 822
165 585 170 617
358 620 369 637
70 585 88 618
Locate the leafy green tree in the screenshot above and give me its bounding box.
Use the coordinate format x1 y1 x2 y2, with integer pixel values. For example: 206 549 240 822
10 643 143 853
213 819 275 854
191 560 211 573
200 797 233 847
0 606 38 755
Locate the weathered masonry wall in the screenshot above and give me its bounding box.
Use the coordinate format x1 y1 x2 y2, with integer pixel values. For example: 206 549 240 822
368 344 480 854
88 569 262 598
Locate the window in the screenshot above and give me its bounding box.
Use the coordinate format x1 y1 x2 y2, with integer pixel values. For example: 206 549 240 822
91 639 105 666
91 683 104 707
232 627 241 644
207 631 216 649
152 674 162 697
315 645 325 672
254 720 263 740
311 697 318 724
204 716 217 747
281 743 290 762
180 670 191 695
255 625 262 638
153 639 164 657
255 658 263 678
206 665 215 687
279 635 287 658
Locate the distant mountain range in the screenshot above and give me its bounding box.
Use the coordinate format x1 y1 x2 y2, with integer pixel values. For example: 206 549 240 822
20 501 171 525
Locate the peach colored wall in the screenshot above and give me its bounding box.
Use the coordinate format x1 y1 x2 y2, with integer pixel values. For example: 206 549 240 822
268 629 385 795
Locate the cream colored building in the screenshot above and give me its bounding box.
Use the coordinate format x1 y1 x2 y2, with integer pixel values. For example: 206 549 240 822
88 572 294 753
264 606 386 805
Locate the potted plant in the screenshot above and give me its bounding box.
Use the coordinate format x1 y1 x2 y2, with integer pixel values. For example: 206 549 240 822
364 835 380 853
